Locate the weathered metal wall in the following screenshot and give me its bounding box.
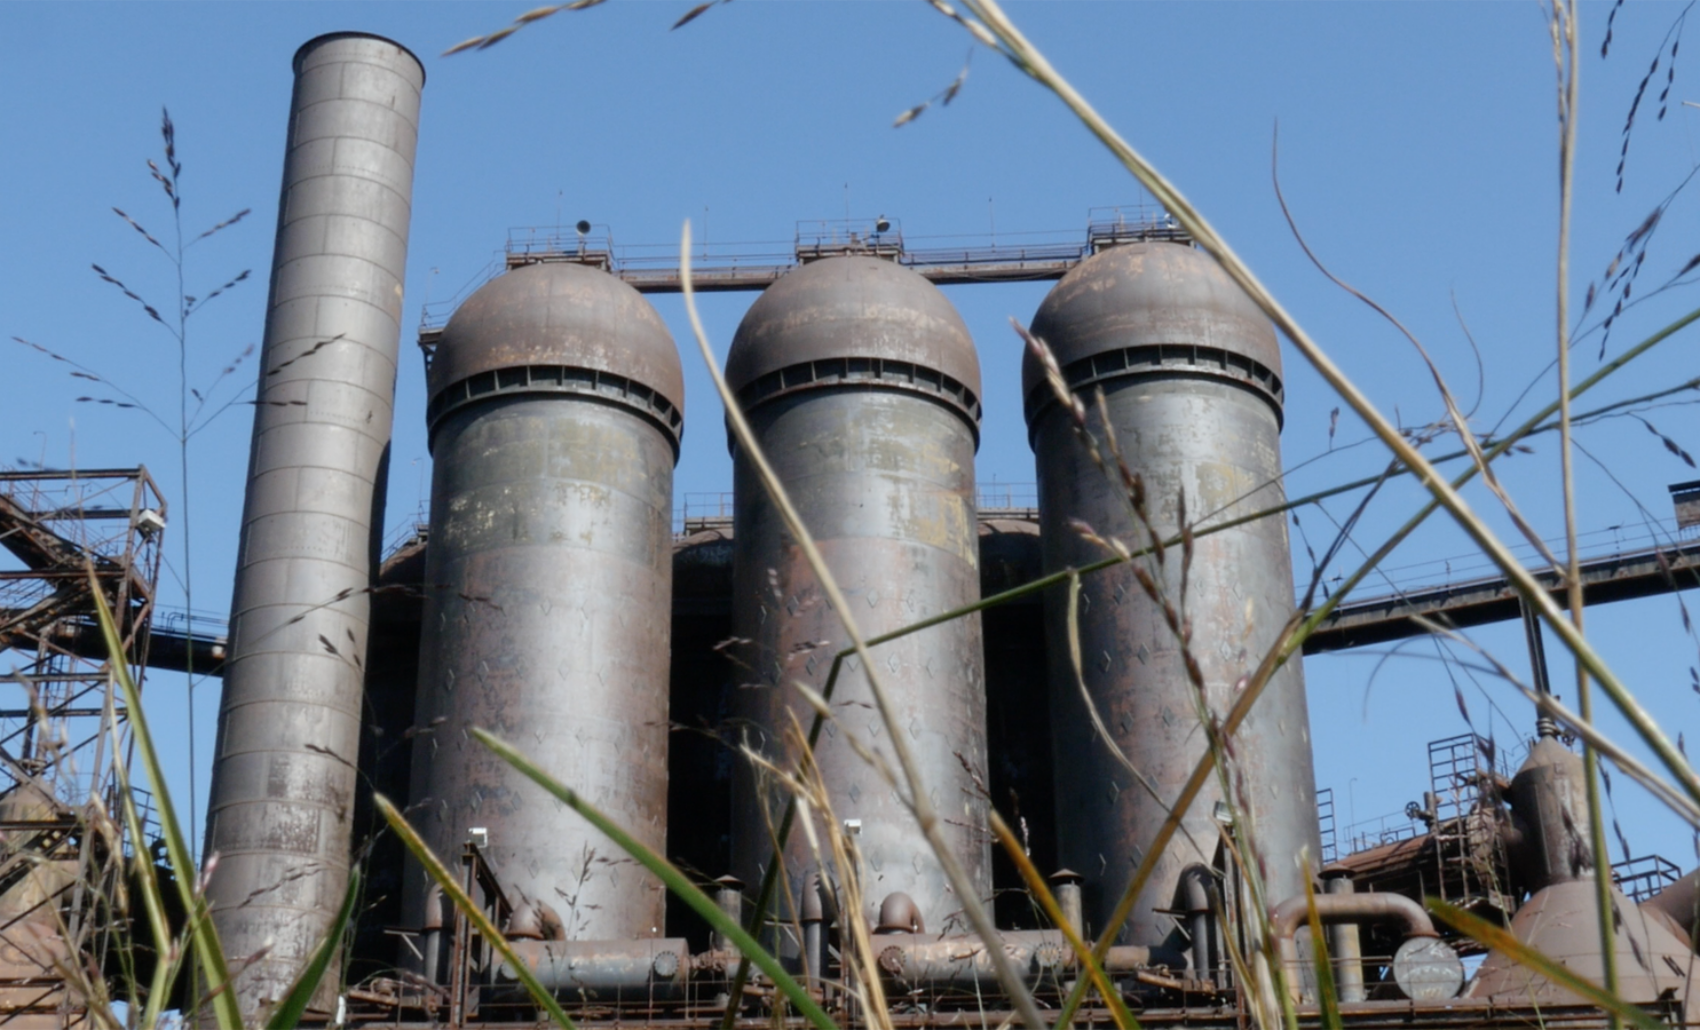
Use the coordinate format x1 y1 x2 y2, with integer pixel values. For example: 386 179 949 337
1025 242 1319 947
407 262 683 943
977 519 1057 929
726 256 990 941
666 528 737 951
204 32 422 1014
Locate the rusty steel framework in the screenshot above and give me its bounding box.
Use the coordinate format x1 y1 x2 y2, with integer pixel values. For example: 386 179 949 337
416 205 1189 349
0 467 164 1026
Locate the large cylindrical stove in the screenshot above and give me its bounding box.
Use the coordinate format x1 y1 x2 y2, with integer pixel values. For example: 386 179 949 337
1024 242 1319 947
406 261 684 943
726 256 989 946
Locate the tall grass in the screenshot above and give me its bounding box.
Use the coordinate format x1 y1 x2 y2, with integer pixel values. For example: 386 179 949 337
409 2 1700 1026
27 4 1700 1025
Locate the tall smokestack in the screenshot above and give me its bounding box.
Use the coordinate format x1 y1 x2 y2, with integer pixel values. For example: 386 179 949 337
204 32 422 1015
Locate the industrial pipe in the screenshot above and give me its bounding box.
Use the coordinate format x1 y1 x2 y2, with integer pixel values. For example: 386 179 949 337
1269 890 1441 1002
802 872 827 982
1175 864 1216 986
873 930 1187 994
876 892 927 935
497 938 692 1001
1052 869 1083 940
205 31 422 1016
713 876 745 954
1323 872 1367 1002
420 884 449 986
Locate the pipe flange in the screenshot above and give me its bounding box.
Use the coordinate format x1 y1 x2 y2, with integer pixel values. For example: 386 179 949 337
1391 937 1463 1001
1033 941 1066 970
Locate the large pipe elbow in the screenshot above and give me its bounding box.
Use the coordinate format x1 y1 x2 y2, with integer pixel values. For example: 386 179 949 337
1176 864 1213 913
876 892 926 935
1270 890 1441 1002
1269 889 1438 943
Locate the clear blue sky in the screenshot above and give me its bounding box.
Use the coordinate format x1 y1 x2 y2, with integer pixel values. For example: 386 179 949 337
3 2 1697 877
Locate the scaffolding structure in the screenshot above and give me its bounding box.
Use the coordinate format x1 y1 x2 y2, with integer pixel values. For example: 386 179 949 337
0 467 164 1026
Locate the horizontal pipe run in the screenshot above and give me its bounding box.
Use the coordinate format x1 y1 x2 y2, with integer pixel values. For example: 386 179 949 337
873 930 1188 993
497 938 692 1001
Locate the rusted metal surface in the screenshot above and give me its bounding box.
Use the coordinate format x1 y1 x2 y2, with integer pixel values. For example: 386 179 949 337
1642 866 1700 943
723 256 981 426
1020 241 1284 423
204 31 423 1016
407 262 681 949
726 257 990 944
1025 242 1319 949
1469 879 1700 1017
425 262 684 442
1504 737 1591 892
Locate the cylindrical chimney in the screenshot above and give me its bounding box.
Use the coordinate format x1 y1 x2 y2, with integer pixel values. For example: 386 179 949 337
1024 241 1319 947
203 32 422 1016
406 261 683 945
725 256 989 946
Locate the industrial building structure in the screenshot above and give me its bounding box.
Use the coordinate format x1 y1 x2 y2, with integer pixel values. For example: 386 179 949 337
4 27 1700 1030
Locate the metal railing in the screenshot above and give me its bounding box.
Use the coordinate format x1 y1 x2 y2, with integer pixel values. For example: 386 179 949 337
415 206 1188 341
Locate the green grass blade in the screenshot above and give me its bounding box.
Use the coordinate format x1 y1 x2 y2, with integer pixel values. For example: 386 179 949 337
89 573 244 1029
472 728 839 1030
1427 898 1666 1030
264 867 361 1029
110 729 176 1027
373 794 577 1029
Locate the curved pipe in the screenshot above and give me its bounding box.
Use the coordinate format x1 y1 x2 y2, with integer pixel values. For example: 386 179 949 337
1269 891 1438 1001
1269 890 1438 942
1175 865 1215 985
420 885 448 985
505 898 567 942
876 892 926 935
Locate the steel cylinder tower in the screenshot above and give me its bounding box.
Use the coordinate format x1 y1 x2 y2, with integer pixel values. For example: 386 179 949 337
205 32 422 1015
407 261 684 942
726 255 989 940
1024 242 1319 948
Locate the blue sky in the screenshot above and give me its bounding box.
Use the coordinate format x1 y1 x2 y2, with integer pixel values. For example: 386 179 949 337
4 2 1699 878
